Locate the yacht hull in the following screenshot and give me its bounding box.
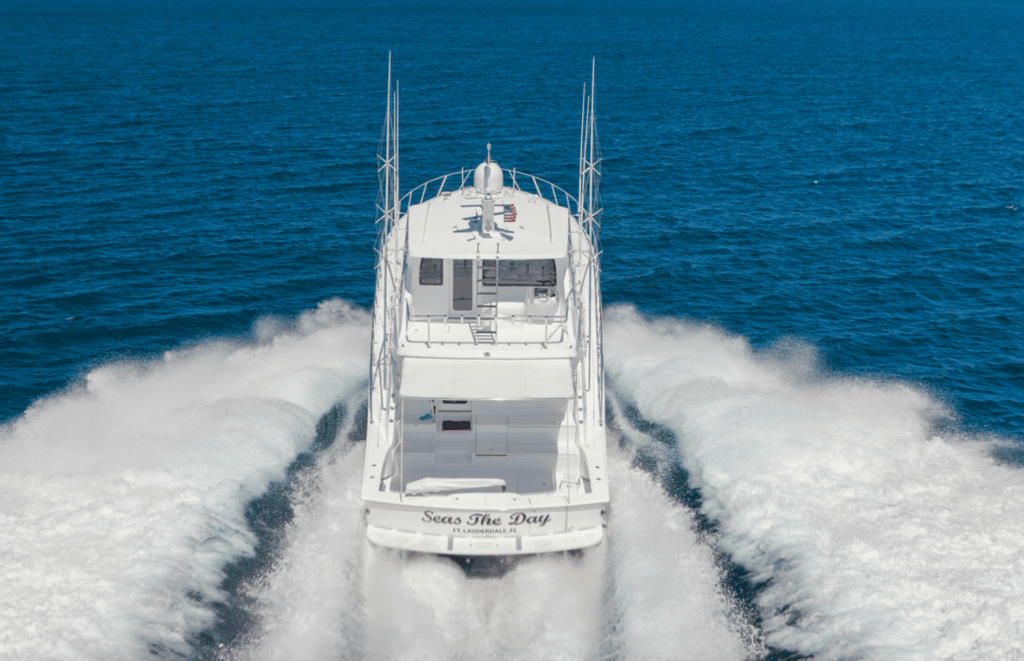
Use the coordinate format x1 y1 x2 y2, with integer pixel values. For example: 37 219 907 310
365 498 606 555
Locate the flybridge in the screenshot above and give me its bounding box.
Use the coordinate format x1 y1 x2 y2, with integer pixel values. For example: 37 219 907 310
362 60 606 556
405 164 573 259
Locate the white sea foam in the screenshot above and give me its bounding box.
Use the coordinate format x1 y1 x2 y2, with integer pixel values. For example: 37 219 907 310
239 426 614 661
16 299 1013 660
607 401 764 661
2 298 760 661
231 401 368 661
235 439 611 661
0 299 370 660
364 547 607 661
604 305 1024 661
238 386 760 661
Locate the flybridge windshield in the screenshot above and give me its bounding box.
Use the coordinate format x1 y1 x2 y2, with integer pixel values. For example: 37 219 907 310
481 259 556 287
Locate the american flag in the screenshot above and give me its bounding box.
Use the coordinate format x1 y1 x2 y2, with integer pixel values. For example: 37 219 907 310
504 203 517 222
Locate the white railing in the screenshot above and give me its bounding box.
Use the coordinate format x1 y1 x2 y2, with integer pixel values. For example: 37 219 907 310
380 167 591 352
402 267 580 348
405 309 572 348
393 167 579 224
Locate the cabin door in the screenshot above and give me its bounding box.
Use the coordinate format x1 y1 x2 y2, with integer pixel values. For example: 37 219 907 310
453 259 473 312
475 415 508 456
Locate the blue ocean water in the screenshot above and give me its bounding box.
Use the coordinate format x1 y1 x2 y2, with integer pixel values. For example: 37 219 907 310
2 0 1023 659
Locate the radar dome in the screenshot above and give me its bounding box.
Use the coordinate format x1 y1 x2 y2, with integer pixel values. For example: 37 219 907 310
473 161 504 194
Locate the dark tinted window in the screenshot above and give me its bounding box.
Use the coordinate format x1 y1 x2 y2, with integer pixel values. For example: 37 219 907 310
481 259 556 287
419 258 443 286
453 259 473 311
441 419 472 431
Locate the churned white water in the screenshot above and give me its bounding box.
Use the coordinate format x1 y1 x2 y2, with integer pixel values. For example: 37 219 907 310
1 299 759 661
230 413 367 661
8 301 1020 661
237 424 760 661
605 305 1024 661
0 300 370 660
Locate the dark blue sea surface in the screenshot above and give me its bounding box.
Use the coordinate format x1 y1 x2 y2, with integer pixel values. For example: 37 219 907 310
2 0 1023 658
4 0 1022 437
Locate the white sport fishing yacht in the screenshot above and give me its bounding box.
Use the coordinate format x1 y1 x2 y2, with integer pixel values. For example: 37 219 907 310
362 65 606 556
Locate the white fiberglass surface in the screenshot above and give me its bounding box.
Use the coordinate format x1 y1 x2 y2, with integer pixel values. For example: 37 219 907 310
393 398 566 494
406 192 570 260
395 452 556 495
604 305 1024 661
399 358 573 399
405 477 507 494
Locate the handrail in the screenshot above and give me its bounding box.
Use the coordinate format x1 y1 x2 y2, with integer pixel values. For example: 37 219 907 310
402 312 571 348
393 169 579 222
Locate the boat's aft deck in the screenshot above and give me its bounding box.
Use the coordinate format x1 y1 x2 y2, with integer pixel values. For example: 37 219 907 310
394 452 557 495
389 398 572 495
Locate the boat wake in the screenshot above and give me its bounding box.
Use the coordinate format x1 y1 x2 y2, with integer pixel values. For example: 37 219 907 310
0 299 371 660
233 411 761 661
605 305 1024 661
4 300 1021 660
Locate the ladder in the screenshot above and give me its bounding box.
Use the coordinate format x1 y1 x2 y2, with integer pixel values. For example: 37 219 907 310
473 256 499 344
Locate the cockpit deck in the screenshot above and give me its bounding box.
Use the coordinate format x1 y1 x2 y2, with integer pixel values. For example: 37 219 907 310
385 398 586 497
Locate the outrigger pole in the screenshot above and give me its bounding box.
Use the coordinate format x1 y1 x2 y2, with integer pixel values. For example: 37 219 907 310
577 59 604 426
372 54 402 427
578 58 601 242
378 52 400 235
